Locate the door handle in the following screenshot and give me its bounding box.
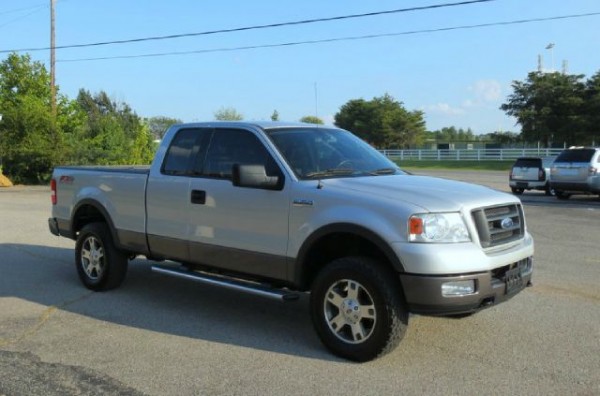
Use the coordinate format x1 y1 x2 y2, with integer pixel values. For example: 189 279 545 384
191 190 206 205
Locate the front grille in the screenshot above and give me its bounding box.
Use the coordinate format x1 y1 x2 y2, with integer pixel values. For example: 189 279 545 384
471 204 524 248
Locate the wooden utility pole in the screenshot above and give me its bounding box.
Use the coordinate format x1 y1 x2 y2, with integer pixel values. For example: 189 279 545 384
50 0 56 116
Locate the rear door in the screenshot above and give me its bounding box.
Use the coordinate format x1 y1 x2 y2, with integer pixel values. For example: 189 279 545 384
146 128 212 261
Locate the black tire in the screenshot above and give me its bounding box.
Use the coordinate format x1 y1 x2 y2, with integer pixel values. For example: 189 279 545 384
511 187 524 195
310 257 408 362
555 191 571 200
545 184 556 196
75 222 128 291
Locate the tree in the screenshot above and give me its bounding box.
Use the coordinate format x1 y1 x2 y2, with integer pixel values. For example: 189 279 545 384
72 89 154 165
501 71 586 147
214 107 243 121
145 116 182 140
583 71 600 145
270 110 279 121
334 94 426 148
299 115 323 125
0 53 58 183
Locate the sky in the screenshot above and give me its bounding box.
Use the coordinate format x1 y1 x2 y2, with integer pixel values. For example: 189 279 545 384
0 0 599 134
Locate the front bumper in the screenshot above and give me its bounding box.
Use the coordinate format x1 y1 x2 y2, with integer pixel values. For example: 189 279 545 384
399 256 533 315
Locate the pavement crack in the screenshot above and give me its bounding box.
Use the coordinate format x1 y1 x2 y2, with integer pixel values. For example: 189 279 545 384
0 292 93 348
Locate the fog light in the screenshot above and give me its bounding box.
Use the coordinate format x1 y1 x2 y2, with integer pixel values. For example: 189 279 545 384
442 280 475 296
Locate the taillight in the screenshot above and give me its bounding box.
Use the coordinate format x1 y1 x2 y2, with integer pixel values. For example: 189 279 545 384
50 179 57 205
538 168 545 181
590 167 598 176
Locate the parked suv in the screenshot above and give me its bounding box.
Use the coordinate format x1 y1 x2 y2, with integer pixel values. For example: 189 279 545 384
509 157 555 196
550 147 600 199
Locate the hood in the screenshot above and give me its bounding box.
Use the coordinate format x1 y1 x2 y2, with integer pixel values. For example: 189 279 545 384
321 174 518 212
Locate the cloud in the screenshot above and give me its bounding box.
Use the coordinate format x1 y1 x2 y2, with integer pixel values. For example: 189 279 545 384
469 79 502 102
425 103 466 116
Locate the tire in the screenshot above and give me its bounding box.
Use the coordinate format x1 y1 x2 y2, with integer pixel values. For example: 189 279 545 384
545 184 556 196
310 257 408 362
555 191 571 200
75 222 128 291
511 187 524 195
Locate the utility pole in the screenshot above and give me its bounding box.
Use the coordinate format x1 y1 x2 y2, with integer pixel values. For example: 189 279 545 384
50 0 56 116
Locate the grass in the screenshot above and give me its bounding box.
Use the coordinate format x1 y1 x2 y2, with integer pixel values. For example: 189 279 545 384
393 160 514 171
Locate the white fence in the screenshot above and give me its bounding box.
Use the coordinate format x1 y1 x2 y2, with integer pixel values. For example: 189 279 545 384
379 148 564 161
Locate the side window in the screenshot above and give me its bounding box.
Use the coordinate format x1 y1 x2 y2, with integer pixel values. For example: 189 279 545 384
202 129 278 180
162 129 208 176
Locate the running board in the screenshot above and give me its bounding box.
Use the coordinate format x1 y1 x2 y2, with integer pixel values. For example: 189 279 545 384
151 265 300 302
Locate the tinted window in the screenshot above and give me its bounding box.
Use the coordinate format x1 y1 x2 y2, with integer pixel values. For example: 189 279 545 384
162 129 209 175
202 129 277 180
513 158 541 168
554 149 596 163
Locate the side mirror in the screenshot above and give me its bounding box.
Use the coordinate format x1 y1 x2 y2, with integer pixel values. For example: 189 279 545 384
232 164 282 190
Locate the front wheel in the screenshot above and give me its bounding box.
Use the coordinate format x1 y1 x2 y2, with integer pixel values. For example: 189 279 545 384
555 191 571 200
310 257 408 362
75 222 128 291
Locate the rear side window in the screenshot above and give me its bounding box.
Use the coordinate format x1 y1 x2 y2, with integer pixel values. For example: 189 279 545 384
162 129 209 175
513 158 541 168
554 149 596 163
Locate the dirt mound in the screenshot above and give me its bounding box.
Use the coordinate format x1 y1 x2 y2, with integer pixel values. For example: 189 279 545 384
0 173 13 187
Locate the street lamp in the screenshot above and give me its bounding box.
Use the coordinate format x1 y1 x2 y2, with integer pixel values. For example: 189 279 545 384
545 43 555 72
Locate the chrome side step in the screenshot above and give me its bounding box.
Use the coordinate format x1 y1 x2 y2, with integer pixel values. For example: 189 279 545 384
151 265 300 302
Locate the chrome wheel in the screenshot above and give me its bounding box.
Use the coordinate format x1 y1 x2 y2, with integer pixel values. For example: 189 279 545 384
323 279 377 344
80 236 105 280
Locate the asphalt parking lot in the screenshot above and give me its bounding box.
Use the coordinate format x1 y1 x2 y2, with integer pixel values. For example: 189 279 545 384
1 171 599 396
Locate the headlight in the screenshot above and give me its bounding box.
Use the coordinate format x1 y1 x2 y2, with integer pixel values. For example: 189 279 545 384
408 213 470 243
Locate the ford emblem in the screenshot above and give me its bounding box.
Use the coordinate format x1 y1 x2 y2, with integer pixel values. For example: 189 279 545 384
500 217 514 229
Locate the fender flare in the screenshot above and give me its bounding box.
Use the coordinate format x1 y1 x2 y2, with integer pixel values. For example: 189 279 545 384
293 223 404 287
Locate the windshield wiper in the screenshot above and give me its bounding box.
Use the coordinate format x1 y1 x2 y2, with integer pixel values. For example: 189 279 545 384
304 168 356 179
368 167 398 175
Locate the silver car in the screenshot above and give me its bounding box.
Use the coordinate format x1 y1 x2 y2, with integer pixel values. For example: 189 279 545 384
509 157 555 196
550 147 600 199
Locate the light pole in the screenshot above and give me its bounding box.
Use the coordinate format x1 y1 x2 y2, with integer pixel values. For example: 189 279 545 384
545 43 555 72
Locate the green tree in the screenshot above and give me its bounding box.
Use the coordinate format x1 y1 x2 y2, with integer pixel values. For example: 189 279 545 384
0 53 59 183
72 89 154 165
583 71 600 145
270 110 279 121
145 116 182 140
299 115 323 124
501 71 586 147
214 107 243 121
334 94 426 148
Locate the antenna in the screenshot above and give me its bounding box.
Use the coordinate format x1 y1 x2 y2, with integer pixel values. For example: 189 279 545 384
314 82 319 119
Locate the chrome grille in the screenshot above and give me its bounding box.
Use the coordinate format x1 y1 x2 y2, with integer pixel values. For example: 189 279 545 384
472 204 524 248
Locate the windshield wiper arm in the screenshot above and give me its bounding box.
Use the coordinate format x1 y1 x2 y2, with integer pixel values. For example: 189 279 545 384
304 168 356 179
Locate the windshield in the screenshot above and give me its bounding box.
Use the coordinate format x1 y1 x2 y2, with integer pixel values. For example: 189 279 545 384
266 127 406 179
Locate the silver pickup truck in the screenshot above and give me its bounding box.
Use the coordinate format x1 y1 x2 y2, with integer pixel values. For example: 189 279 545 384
49 121 534 361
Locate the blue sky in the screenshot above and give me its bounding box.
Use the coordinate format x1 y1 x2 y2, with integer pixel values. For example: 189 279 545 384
1 0 599 134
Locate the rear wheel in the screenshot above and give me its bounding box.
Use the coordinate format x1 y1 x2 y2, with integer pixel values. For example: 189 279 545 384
555 191 571 200
310 257 408 362
75 222 128 291
511 187 524 195
545 184 556 196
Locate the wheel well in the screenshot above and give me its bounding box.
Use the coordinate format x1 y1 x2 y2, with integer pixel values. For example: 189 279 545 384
300 232 395 290
72 204 108 236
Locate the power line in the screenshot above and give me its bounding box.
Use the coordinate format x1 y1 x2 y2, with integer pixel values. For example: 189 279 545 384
0 4 47 29
0 0 495 54
0 3 47 16
57 12 600 63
